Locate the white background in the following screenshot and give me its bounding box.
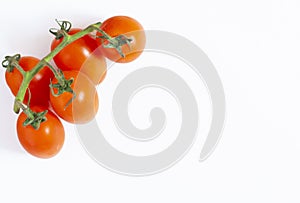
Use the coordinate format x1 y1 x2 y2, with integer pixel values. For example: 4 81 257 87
1 0 300 202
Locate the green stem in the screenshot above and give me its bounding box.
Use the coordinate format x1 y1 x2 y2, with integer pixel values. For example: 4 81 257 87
14 100 34 119
13 22 102 113
14 72 31 113
13 63 26 75
91 25 115 43
45 62 65 85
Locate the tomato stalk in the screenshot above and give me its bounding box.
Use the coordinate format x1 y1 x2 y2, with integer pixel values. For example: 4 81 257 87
14 100 34 120
11 21 121 114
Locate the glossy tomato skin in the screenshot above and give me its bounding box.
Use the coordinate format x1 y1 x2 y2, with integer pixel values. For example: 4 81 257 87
17 107 65 159
97 16 146 63
51 28 107 84
50 71 99 124
5 56 54 107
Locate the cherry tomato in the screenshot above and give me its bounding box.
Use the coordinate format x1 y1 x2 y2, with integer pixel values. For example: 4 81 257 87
50 71 99 124
5 56 54 107
97 16 146 63
17 107 65 159
51 28 107 84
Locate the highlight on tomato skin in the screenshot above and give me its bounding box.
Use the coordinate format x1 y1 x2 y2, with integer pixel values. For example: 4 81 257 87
5 56 54 108
17 107 65 159
51 28 107 85
50 70 99 124
96 16 146 63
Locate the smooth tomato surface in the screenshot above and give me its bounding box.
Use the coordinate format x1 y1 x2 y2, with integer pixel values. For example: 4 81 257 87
97 16 146 63
17 107 65 159
51 28 107 84
5 56 53 107
50 71 99 124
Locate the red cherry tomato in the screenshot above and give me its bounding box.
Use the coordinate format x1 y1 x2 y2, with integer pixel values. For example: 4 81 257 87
97 16 146 63
5 56 54 107
17 107 65 159
51 28 107 84
50 71 99 124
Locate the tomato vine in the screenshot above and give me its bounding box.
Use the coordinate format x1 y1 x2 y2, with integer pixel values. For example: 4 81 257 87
1 16 145 158
3 20 131 115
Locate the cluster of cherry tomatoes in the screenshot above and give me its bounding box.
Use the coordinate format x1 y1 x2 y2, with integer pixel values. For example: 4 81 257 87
3 16 146 158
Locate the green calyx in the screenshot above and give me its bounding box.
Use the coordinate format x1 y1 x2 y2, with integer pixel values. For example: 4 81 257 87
2 54 21 72
102 35 133 58
49 70 76 110
23 109 48 130
49 19 72 39
95 27 133 58
14 100 48 130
